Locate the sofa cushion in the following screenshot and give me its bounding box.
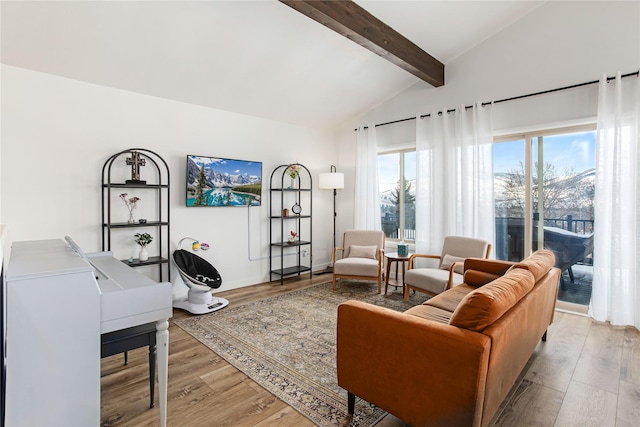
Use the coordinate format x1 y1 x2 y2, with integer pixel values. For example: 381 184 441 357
449 268 535 332
404 268 463 295
424 284 476 313
334 257 379 276
348 245 377 259
405 304 453 324
512 249 555 282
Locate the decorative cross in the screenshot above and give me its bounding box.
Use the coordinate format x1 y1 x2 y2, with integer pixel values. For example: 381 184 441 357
126 151 146 183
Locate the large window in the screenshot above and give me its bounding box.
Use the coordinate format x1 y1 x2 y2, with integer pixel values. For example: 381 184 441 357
378 150 416 241
494 126 595 308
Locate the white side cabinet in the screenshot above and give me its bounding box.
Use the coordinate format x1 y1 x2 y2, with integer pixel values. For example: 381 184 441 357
4 240 101 426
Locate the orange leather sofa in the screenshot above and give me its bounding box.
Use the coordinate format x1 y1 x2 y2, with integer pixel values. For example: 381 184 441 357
336 250 560 427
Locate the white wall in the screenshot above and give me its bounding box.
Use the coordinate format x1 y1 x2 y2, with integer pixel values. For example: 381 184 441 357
0 66 337 289
335 0 640 235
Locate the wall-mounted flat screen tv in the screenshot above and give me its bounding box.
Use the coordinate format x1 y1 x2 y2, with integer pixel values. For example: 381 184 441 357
186 155 262 207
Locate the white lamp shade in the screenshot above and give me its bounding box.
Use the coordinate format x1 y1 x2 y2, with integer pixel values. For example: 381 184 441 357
318 172 344 189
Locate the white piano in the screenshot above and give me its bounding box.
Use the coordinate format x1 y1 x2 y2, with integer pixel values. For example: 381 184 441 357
2 238 172 426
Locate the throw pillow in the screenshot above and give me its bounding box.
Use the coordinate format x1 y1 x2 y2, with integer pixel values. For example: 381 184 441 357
440 254 465 274
449 268 535 332
349 245 377 259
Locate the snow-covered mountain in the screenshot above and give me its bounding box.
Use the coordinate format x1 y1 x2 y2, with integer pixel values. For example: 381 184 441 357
187 157 261 188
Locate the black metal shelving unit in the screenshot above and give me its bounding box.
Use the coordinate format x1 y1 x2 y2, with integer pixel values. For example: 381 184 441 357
269 163 312 285
101 148 170 282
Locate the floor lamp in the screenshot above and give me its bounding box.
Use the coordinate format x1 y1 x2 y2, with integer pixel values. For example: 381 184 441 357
318 165 344 274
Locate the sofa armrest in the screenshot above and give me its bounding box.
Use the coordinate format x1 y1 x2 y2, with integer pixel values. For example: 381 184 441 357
464 258 514 274
463 258 515 287
337 300 491 427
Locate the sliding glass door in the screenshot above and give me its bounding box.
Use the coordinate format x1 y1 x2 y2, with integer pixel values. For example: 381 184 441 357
494 126 595 308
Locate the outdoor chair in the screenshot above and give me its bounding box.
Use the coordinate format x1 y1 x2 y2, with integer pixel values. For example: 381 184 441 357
543 226 594 287
333 230 385 293
404 236 491 300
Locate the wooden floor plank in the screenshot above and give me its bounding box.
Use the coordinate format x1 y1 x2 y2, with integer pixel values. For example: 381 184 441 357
572 322 625 394
524 312 592 393
253 406 316 427
616 380 640 427
490 379 564 427
553 381 618 427
621 327 640 385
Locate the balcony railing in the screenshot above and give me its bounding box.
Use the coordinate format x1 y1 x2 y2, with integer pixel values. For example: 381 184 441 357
381 213 415 241
381 214 594 253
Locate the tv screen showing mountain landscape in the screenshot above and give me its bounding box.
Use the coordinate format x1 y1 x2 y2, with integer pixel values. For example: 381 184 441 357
186 155 262 207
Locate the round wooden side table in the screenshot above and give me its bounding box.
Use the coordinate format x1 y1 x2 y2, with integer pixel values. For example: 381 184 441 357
384 251 411 295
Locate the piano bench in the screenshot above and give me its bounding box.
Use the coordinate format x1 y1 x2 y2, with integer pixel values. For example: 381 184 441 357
101 322 157 408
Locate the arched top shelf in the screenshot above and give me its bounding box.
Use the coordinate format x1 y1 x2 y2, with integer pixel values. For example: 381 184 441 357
102 148 170 188
269 163 312 191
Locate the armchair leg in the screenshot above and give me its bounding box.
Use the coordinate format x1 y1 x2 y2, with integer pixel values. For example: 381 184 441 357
542 330 547 342
347 392 355 415
332 275 337 290
403 285 410 301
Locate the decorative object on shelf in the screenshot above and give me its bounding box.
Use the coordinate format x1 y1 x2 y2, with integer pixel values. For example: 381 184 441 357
120 193 140 224
288 230 298 244
287 164 301 188
318 165 345 273
138 218 147 224
283 208 289 217
125 150 147 184
135 232 153 261
291 202 302 215
287 164 301 179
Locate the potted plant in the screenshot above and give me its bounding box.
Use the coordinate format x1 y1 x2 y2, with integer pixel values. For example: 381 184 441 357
134 232 153 261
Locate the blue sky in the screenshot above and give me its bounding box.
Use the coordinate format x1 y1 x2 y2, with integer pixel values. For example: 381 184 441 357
493 130 596 174
378 130 596 191
190 155 262 178
377 151 416 192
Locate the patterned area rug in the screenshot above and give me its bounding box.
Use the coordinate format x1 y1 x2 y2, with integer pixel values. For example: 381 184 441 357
175 280 429 426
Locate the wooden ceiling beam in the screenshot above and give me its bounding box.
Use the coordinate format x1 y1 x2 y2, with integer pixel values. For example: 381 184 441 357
279 0 444 87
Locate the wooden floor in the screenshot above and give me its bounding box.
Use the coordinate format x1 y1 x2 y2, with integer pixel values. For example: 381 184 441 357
101 275 640 427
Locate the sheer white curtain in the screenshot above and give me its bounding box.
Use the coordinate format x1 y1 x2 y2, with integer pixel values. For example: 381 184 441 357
414 103 494 254
354 124 382 230
591 73 640 329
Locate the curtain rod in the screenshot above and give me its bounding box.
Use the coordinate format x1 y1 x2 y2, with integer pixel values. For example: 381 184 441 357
355 70 639 131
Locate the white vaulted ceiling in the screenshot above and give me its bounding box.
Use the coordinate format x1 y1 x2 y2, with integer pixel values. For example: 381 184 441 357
0 0 545 130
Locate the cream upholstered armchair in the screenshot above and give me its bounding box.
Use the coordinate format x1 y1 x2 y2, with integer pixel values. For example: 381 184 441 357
404 236 491 300
333 230 385 293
